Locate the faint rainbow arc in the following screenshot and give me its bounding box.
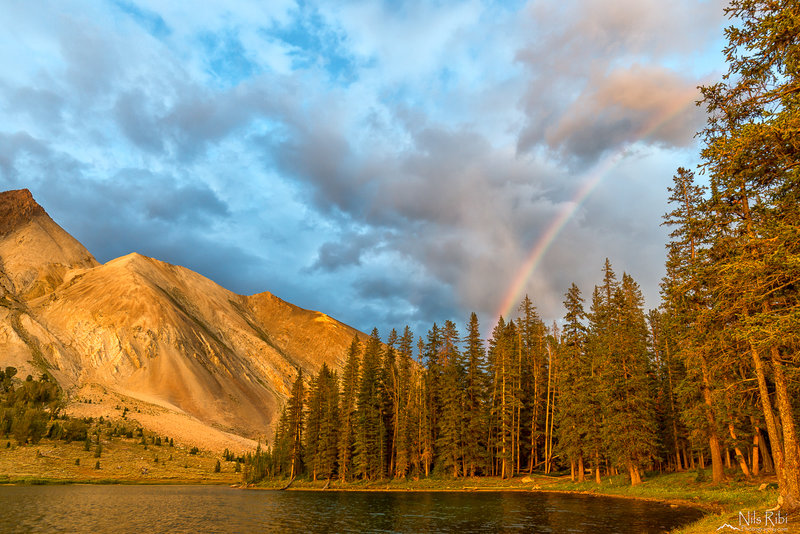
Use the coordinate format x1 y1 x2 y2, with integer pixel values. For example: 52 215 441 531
496 91 699 322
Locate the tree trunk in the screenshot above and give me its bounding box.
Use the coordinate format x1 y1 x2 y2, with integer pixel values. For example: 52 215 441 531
729 423 751 478
752 431 760 477
594 449 601 484
770 347 800 512
628 462 642 486
700 355 725 482
759 428 775 474
578 454 585 483
752 343 785 481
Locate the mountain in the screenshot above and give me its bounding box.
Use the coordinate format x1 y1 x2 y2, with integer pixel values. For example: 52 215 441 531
0 189 365 451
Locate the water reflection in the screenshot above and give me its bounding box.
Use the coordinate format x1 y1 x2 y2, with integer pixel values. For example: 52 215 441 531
0 485 703 533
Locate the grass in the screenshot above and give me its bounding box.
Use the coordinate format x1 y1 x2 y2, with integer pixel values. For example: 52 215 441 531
0 433 240 485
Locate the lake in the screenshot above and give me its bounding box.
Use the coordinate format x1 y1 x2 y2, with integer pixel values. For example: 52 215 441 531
0 485 704 532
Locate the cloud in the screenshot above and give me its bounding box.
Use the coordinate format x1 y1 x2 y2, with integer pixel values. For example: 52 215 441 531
515 0 724 165
541 65 705 162
0 0 727 338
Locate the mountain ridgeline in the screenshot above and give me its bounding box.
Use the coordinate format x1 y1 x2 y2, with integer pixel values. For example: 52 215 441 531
0 188 366 446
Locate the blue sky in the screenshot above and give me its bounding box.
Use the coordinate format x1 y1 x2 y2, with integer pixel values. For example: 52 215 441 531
0 0 728 338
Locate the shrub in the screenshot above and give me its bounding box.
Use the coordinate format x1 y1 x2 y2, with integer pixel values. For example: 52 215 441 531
62 419 88 443
214 460 221 473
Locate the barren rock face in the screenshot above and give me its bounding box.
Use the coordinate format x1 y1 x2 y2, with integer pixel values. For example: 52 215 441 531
0 189 364 448
0 189 46 237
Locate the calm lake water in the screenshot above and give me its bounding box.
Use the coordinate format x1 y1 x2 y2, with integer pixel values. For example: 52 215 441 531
0 485 704 533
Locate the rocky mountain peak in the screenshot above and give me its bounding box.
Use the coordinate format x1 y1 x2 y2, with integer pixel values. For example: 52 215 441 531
0 189 47 237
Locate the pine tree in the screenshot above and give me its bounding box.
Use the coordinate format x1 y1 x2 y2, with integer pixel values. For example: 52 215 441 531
286 369 305 480
355 328 385 479
488 318 518 479
395 326 414 478
602 273 660 485
318 364 341 480
518 295 547 473
381 329 399 476
305 364 340 481
338 335 361 482
304 371 323 480
557 283 588 482
437 320 465 477
463 313 487 477
661 167 727 483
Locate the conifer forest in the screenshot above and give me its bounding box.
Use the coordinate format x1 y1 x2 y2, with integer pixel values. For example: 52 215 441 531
244 0 800 514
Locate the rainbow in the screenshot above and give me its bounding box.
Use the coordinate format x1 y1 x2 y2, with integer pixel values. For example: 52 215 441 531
495 91 700 322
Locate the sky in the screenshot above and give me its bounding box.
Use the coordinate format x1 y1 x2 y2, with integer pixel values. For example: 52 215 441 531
0 0 729 339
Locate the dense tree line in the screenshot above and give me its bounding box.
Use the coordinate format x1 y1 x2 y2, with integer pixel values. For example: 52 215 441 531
245 263 666 487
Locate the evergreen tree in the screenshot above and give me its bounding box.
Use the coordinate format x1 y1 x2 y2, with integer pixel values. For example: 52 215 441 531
463 313 487 477
661 167 727 483
488 317 519 478
557 283 588 482
437 320 465 477
355 328 385 479
394 326 414 478
286 369 305 479
381 329 399 476
338 335 361 482
603 273 660 485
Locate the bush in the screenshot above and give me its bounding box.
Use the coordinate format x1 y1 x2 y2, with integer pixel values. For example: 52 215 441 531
214 460 221 473
189 447 199 455
62 419 88 443
75 458 80 466
94 461 100 470
11 408 48 444
695 468 707 483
